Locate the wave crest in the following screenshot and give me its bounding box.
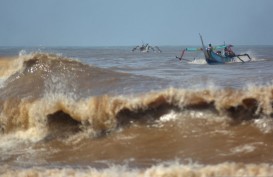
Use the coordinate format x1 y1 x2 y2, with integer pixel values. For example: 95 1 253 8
0 86 273 139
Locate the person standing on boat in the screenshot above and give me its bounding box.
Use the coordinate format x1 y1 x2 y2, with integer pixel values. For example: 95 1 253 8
207 44 213 56
207 44 213 51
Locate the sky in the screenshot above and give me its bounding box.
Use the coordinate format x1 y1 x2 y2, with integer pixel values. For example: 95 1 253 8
0 0 273 46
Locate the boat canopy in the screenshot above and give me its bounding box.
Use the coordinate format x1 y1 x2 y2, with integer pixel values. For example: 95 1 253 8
185 47 202 51
184 45 228 52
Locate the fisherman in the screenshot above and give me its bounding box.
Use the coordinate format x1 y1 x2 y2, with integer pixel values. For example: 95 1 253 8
228 45 236 57
224 45 236 57
207 44 213 52
207 44 213 56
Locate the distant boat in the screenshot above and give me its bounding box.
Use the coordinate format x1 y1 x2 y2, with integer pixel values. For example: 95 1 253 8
176 34 251 64
132 43 162 53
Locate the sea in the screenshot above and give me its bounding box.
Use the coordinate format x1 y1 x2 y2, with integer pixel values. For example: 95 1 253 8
0 45 273 176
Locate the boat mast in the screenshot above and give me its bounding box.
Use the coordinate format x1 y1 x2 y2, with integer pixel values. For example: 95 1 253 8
199 33 210 59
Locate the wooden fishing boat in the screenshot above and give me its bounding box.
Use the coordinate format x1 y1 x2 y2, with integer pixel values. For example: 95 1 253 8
176 34 251 64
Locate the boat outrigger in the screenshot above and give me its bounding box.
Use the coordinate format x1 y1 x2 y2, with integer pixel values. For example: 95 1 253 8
176 34 251 64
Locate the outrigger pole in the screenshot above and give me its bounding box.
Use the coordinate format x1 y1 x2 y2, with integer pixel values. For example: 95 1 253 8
236 54 251 62
176 45 204 61
176 49 187 61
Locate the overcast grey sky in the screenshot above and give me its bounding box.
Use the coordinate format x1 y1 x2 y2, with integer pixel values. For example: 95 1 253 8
0 0 273 46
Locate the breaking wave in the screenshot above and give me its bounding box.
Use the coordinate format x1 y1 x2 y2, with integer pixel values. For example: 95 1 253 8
2 162 273 177
0 53 273 142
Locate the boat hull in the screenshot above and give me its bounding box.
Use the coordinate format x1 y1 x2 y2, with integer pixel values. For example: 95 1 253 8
206 51 234 64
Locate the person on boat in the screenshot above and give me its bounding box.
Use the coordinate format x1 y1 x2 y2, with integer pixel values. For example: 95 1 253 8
206 44 213 56
207 44 213 52
224 46 236 57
